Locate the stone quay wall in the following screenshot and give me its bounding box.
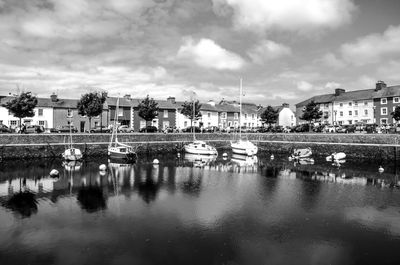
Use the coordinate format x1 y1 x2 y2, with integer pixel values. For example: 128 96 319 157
0 133 399 160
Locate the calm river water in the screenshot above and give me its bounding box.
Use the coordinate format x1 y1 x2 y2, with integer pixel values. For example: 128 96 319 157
1 152 400 265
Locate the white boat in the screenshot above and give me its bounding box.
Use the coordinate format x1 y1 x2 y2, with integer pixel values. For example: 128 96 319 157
62 122 83 161
326 152 346 161
108 98 137 162
230 79 258 156
290 148 312 159
184 140 217 155
183 93 217 155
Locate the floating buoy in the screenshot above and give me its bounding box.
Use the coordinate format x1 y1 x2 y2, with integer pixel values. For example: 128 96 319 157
378 166 384 173
153 159 159 164
222 153 228 157
99 164 107 171
49 169 59 177
270 154 275 160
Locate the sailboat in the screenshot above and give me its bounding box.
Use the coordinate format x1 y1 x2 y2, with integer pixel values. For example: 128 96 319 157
62 122 83 161
230 79 258 156
184 94 218 155
108 98 137 161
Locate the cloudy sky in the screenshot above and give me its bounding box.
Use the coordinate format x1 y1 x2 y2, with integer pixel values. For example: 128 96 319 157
0 0 399 106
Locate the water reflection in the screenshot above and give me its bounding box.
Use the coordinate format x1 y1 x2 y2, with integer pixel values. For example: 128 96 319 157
1 155 400 265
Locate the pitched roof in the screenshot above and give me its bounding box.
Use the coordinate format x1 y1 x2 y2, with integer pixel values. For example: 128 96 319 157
106 97 133 107
295 89 376 107
373 85 400 98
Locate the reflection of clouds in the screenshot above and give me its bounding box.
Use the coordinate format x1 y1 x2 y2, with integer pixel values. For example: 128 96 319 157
345 206 400 236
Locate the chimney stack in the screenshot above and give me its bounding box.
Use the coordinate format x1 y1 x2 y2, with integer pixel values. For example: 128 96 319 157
167 96 176 104
50 93 58 102
375 80 387 91
335 88 345 96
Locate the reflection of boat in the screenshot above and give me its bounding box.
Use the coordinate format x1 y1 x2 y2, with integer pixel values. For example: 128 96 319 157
108 98 137 162
297 157 315 165
326 152 346 161
184 153 217 167
231 154 258 166
184 140 218 155
290 148 312 159
231 79 258 156
63 160 82 171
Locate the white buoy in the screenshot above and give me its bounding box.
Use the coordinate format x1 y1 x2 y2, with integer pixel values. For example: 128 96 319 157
379 166 384 173
222 153 228 157
99 164 107 171
270 154 275 160
49 169 59 177
153 159 159 164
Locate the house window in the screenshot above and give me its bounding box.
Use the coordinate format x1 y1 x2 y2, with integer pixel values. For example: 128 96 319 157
394 97 400 103
381 118 388 124
354 110 358 116
364 109 368 116
38 109 43 116
364 101 368 106
234 113 238 119
207 112 211 118
349 102 352 107
338 121 343 125
10 120 17 126
381 107 387 115
184 121 188 127
67 109 73 117
348 120 352 124
221 112 226 119
252 114 255 119
339 103 343 107
339 111 343 117
244 114 248 119
140 120 146 128
354 101 358 106
349 111 352 116
381 98 387 104
163 110 168 118
38 120 45 126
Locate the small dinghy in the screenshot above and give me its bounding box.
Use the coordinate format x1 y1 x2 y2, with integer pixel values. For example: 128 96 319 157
326 152 346 161
290 147 312 159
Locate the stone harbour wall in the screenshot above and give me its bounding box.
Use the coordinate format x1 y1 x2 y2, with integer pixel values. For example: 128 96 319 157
0 132 399 160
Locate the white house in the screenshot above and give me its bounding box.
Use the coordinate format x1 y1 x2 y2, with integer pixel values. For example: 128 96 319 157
0 96 54 130
199 101 219 128
259 103 296 127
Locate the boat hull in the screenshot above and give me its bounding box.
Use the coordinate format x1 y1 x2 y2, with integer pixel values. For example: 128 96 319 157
108 147 137 162
184 141 218 155
62 148 83 161
231 141 258 156
326 152 346 161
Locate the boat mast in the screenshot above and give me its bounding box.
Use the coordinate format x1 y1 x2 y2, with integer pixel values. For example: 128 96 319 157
192 92 195 141
239 78 242 139
69 118 73 149
109 97 119 148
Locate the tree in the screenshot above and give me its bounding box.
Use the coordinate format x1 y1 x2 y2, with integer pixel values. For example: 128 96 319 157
77 92 106 131
3 92 38 132
391 106 400 123
138 95 159 132
180 100 202 128
260 106 279 127
300 100 323 130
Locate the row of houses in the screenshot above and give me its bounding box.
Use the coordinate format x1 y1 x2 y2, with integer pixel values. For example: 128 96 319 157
295 80 400 126
0 94 296 132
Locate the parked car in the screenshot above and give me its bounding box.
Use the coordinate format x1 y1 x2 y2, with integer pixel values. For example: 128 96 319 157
24 125 45 134
182 126 201 133
204 126 220 133
366 124 378 133
90 126 111 133
117 125 134 133
139 126 158 133
0 124 13 133
57 125 78 133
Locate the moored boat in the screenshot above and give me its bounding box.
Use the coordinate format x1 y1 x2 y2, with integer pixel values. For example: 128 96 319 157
326 152 346 161
290 147 312 160
184 140 218 155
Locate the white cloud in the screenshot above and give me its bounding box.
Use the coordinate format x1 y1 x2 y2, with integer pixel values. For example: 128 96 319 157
212 0 356 33
296 81 314 91
325 82 341 89
319 53 346 69
247 40 291 64
177 37 245 70
341 24 400 65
